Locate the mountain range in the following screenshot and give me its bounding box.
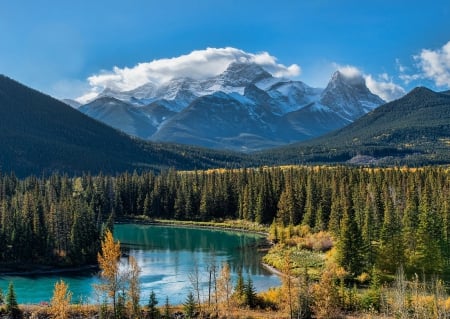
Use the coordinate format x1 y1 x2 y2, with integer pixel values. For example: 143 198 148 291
0 75 248 177
1 72 449 177
262 87 450 166
76 62 384 151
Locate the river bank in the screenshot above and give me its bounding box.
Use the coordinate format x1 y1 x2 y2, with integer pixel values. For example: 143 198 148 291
0 264 98 277
116 216 269 236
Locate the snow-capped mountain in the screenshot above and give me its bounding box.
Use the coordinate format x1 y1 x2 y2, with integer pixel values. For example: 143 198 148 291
319 70 384 121
78 62 385 151
94 62 275 110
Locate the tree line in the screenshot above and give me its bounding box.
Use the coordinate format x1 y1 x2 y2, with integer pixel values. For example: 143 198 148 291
0 166 449 276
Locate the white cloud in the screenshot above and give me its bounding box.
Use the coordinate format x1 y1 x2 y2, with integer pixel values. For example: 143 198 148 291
395 57 421 85
395 58 406 73
415 41 450 87
398 73 421 85
77 47 301 103
337 65 363 78
334 63 405 101
365 74 406 102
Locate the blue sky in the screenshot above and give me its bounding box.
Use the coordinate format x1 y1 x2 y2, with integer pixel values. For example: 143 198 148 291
1 0 449 101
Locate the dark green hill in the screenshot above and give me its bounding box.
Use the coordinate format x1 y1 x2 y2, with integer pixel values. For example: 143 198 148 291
0 75 248 177
259 87 450 165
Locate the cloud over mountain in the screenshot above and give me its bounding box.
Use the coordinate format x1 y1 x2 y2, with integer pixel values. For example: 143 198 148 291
416 40 450 88
335 64 405 102
78 47 301 103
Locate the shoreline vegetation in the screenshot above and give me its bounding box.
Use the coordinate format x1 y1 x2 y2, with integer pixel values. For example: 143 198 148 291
116 216 270 235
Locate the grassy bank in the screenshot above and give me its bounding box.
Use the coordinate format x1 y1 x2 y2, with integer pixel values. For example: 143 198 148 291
116 215 269 234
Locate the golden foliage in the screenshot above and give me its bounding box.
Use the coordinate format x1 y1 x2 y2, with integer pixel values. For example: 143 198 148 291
311 264 343 319
49 280 72 319
216 262 233 316
96 229 122 317
127 255 141 319
97 230 121 288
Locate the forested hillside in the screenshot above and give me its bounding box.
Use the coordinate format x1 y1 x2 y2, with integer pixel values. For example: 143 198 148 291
0 75 249 177
1 166 449 277
259 87 450 166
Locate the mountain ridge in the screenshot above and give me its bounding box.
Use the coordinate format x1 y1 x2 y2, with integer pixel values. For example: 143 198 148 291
259 86 450 165
79 62 385 151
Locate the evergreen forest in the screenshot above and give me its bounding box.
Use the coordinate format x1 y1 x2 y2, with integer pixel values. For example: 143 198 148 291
0 165 449 279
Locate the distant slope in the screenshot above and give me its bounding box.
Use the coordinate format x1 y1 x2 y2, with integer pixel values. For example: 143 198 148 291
259 87 450 165
79 97 176 139
0 75 248 177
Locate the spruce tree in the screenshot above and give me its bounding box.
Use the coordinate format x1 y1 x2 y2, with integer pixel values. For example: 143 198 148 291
244 276 257 309
6 282 21 319
336 203 364 276
414 183 443 275
147 290 159 319
183 291 196 319
377 194 405 273
233 267 245 306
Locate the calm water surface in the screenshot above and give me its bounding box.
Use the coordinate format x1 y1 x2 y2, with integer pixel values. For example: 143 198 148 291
0 224 280 305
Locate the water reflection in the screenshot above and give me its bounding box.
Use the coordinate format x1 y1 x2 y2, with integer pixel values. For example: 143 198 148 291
0 224 280 305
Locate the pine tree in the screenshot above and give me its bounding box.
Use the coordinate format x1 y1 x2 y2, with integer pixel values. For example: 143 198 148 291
183 291 196 319
244 276 257 309
361 195 376 268
6 282 21 319
302 175 316 228
413 183 443 275
277 186 298 226
336 200 364 276
147 290 159 319
376 194 405 273
233 267 245 306
402 177 419 263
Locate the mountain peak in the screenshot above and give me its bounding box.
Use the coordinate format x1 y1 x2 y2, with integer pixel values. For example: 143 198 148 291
330 70 366 88
320 70 384 120
220 62 272 86
396 86 441 106
408 86 435 95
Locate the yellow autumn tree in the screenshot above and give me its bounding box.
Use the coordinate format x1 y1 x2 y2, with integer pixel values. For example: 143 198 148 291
49 280 72 319
280 251 298 319
217 262 233 316
127 255 141 319
97 229 121 319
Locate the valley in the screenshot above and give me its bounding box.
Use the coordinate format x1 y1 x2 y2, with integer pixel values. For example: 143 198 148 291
2 1 450 318
0 31 449 319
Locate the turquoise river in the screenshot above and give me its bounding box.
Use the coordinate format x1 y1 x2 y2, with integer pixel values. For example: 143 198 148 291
0 224 281 305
